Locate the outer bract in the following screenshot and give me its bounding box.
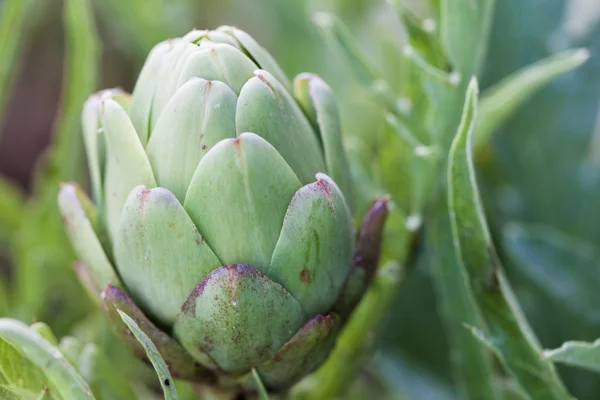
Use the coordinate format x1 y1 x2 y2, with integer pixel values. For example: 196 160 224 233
59 27 386 392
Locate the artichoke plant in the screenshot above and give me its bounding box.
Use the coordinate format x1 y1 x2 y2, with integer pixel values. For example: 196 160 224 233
58 26 387 392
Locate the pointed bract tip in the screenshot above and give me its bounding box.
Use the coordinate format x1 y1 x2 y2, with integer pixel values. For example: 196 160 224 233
575 47 591 62
468 76 479 92
294 72 318 82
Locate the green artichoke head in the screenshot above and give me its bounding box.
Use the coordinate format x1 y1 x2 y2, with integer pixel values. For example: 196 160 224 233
59 27 385 390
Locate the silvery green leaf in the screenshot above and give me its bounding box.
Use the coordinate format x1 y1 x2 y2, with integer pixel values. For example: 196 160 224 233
475 48 589 147
448 79 570 399
312 12 379 87
252 368 271 400
542 339 600 374
440 0 495 76
117 310 179 400
0 335 53 397
503 223 600 323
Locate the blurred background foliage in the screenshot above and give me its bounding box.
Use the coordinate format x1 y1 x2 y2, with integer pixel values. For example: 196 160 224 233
0 0 599 398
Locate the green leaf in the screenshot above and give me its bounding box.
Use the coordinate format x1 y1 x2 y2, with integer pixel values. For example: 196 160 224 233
29 323 57 347
0 385 43 400
447 78 570 399
427 199 499 400
312 12 379 87
475 48 589 147
542 339 600 374
0 319 94 400
440 0 495 76
502 223 600 323
252 368 271 400
0 336 50 395
386 113 439 215
117 309 179 400
77 343 137 400
389 0 447 68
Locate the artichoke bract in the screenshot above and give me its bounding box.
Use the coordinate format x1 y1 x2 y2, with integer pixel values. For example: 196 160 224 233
59 27 387 390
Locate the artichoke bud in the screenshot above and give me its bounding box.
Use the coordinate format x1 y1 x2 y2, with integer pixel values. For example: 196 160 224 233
60 27 386 391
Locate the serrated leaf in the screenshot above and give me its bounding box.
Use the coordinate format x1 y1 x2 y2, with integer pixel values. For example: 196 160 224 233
475 48 589 147
117 309 178 400
542 339 600 373
448 78 570 399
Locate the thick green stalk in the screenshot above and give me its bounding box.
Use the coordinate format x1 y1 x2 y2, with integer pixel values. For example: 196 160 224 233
290 260 405 400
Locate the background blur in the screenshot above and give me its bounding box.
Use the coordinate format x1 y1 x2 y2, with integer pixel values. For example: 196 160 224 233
1 0 599 398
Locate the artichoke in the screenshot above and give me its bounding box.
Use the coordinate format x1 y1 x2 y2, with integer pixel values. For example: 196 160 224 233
59 27 387 391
